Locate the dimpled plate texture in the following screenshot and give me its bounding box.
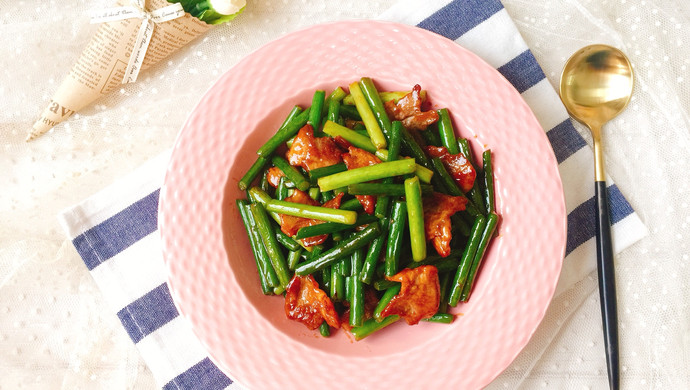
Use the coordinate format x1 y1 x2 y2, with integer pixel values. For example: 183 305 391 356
159 20 566 390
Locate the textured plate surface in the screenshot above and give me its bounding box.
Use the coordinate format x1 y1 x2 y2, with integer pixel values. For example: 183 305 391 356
159 20 566 390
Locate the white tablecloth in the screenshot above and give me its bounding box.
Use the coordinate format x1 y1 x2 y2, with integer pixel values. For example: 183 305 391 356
1 0 688 388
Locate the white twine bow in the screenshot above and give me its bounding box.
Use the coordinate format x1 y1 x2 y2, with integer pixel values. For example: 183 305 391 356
90 0 186 83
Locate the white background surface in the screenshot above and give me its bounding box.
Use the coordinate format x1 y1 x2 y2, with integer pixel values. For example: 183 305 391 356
1 0 689 389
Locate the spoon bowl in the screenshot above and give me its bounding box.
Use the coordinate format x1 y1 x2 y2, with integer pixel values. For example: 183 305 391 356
560 45 634 129
559 44 634 390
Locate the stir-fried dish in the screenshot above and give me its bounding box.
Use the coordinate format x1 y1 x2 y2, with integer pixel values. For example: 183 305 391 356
236 77 500 340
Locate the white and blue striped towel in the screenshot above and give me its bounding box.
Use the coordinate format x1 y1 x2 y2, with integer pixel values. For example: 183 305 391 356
58 0 647 388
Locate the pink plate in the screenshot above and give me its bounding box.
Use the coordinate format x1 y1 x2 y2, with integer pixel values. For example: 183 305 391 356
160 20 566 390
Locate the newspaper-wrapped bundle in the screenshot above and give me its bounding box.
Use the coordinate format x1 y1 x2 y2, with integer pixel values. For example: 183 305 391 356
28 0 245 141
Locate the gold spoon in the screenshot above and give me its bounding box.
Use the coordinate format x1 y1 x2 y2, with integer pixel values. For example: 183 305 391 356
559 44 634 390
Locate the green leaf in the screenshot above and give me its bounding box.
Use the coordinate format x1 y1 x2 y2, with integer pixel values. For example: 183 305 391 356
168 0 246 25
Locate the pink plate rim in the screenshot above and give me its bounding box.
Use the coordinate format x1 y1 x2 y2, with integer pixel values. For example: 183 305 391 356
159 20 566 390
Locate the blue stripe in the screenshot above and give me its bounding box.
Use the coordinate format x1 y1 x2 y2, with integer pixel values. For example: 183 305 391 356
565 185 636 255
546 119 589 163
73 189 160 270
608 184 635 224
163 358 232 390
417 0 503 40
117 283 179 343
496 50 546 93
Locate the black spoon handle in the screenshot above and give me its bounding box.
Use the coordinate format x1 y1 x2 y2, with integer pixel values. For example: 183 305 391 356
595 180 619 390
